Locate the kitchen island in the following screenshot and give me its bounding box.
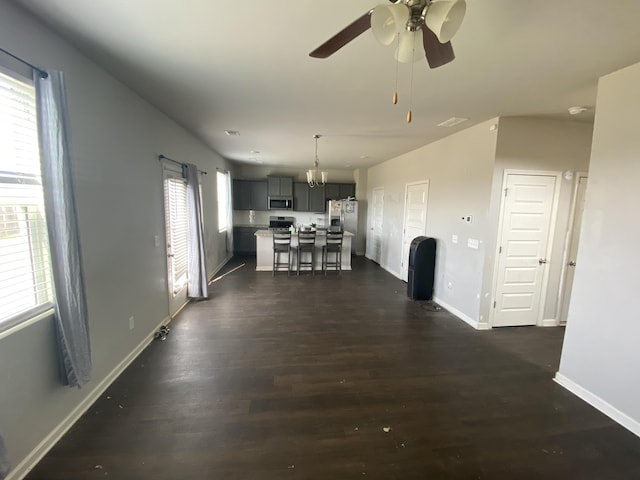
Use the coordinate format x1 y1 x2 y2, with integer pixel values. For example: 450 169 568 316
254 230 353 272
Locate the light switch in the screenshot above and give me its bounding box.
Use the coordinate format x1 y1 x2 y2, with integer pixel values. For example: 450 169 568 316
468 238 479 249
452 234 458 244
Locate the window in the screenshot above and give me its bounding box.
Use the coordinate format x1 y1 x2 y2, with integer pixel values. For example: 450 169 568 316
217 170 230 232
0 69 54 331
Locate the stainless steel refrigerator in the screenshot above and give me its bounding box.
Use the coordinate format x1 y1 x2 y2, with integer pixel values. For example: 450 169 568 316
327 200 358 235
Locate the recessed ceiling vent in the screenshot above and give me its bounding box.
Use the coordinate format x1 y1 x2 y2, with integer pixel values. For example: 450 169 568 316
437 117 468 127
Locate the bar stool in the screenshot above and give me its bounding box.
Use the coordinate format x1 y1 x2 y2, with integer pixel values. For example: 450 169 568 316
296 231 316 275
322 230 343 275
272 230 292 276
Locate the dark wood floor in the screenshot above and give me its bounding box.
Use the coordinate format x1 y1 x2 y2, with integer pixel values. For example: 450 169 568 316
27 256 640 479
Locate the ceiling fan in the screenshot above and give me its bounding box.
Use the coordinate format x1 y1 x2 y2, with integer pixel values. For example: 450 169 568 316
309 0 466 69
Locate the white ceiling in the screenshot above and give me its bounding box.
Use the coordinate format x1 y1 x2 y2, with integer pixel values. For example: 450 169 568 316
14 0 640 170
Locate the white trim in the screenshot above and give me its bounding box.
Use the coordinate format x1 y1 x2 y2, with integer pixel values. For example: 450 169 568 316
379 262 402 280
207 253 234 283
366 186 384 263
554 373 640 438
399 180 429 281
489 169 562 328
541 318 557 327
6 315 171 480
555 171 588 325
433 296 479 329
0 307 55 341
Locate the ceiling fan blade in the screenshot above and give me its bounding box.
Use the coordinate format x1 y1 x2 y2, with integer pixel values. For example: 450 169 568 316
422 26 455 68
309 11 372 59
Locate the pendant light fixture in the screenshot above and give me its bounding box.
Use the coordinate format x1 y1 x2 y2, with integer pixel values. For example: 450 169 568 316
307 134 328 188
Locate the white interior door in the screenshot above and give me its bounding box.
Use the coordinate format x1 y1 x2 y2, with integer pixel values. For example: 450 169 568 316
401 181 429 281
493 173 558 327
163 168 189 316
367 187 384 264
560 173 588 324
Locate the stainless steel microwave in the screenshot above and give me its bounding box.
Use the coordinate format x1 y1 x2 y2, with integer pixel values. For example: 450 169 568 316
268 197 292 210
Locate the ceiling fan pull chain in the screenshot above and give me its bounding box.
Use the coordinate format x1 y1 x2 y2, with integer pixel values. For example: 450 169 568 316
393 33 400 105
407 36 416 124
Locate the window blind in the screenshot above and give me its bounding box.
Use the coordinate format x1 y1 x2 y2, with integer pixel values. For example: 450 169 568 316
164 175 188 295
0 70 54 328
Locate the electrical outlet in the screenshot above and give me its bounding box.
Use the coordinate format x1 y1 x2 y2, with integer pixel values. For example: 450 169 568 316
129 316 135 330
154 235 160 247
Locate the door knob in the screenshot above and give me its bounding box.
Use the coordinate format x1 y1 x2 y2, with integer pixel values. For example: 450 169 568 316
538 258 547 265
569 260 576 266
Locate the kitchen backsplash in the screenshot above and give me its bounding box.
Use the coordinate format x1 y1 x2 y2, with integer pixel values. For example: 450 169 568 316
233 210 326 228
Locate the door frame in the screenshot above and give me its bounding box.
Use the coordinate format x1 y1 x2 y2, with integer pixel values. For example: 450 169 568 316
162 162 190 318
489 169 562 328
400 180 430 281
555 171 588 325
366 186 384 264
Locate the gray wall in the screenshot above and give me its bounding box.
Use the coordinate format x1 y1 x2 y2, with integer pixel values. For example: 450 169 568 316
480 117 593 327
232 164 358 182
558 62 640 430
366 119 499 323
365 116 594 328
0 2 231 472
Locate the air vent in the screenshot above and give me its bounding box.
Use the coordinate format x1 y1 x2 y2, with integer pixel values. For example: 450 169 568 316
437 117 469 127
224 130 240 136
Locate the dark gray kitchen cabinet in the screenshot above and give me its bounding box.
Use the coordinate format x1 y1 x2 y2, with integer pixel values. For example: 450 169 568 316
324 183 341 200
324 183 355 200
232 180 268 210
267 176 293 197
293 182 310 211
251 181 268 210
309 185 326 212
233 226 259 254
339 183 356 199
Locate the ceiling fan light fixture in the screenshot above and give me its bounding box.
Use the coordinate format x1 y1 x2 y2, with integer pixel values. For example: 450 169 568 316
395 30 423 63
371 3 410 46
425 0 466 44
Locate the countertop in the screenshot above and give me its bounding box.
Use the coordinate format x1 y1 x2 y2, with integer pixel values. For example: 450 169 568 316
233 224 268 228
255 229 354 237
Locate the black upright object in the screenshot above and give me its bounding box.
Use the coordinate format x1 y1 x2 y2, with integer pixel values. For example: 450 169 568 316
407 236 436 301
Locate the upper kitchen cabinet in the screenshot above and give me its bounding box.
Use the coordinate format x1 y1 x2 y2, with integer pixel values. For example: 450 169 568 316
325 183 356 200
339 183 356 199
267 176 293 197
233 179 268 210
309 185 326 212
293 182 310 211
294 182 327 212
324 183 340 200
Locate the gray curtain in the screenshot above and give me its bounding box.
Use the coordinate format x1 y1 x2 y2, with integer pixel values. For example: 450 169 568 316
35 70 91 388
184 164 208 298
0 433 9 480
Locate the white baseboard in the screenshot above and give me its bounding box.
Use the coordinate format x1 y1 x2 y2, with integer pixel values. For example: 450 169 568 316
7 315 171 480
554 372 640 438
208 254 234 282
433 297 479 329
380 263 402 280
541 318 558 327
